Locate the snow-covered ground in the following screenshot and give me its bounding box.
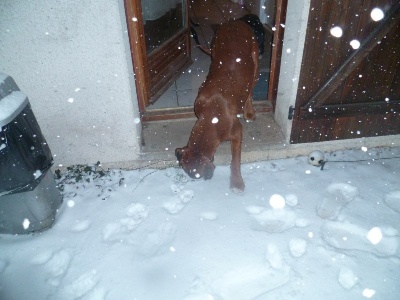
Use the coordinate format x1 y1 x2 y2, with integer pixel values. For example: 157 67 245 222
1 147 400 300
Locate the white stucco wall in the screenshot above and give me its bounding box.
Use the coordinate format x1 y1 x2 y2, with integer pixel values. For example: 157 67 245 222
0 0 141 167
274 0 310 142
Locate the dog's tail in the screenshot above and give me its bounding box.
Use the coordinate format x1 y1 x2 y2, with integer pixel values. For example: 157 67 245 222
190 24 211 56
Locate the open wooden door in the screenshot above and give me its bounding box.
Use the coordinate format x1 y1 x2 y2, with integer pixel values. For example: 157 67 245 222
290 0 400 144
268 0 288 111
124 0 192 114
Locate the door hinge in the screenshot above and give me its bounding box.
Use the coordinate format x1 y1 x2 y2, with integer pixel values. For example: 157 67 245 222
288 106 295 120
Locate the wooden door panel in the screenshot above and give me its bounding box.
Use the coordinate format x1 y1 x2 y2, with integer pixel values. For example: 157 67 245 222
332 27 400 105
294 113 399 142
147 29 191 103
290 0 400 144
124 0 191 112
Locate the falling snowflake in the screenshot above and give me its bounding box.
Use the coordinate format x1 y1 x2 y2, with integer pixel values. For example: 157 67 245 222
22 218 30 230
269 194 286 209
362 288 376 298
370 8 384 22
350 39 360 49
367 227 383 245
33 170 42 179
330 26 343 38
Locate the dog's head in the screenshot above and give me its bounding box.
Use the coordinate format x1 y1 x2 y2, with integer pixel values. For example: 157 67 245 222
175 146 215 180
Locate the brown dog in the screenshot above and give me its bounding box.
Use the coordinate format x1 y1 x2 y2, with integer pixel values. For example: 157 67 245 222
175 19 259 192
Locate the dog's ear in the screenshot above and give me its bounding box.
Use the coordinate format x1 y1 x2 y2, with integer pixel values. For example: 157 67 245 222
203 157 216 180
175 147 184 161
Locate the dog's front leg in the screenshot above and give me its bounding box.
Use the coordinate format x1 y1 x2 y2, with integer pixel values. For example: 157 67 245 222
230 121 245 193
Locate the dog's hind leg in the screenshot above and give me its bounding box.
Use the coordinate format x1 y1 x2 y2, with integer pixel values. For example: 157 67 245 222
229 120 245 193
243 96 256 121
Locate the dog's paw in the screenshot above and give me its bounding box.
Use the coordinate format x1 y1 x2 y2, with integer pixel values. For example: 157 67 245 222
230 175 245 194
244 112 256 122
231 186 245 194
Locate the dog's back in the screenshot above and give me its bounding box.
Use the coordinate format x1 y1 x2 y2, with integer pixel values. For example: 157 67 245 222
194 20 259 118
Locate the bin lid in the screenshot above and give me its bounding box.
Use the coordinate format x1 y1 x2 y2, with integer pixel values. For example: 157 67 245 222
0 90 29 127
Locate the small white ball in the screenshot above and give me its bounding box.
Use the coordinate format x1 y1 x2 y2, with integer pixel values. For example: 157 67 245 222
308 150 325 167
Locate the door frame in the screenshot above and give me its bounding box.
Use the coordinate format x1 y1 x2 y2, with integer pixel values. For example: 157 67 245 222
268 0 288 111
123 0 191 116
124 0 148 114
124 0 287 121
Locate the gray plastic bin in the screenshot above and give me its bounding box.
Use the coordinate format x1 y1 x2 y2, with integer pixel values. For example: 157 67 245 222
0 73 63 234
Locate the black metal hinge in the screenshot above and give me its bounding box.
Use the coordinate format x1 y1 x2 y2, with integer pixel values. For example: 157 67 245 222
288 106 295 120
